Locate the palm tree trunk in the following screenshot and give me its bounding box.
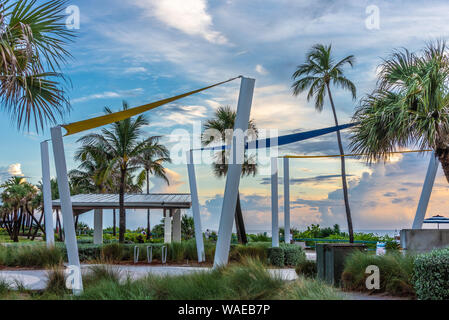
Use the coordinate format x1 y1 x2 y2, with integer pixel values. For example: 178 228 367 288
146 169 150 239
119 168 126 243
326 84 355 243
235 193 247 244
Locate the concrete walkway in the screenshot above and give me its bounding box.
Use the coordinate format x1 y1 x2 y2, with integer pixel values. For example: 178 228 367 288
0 264 298 291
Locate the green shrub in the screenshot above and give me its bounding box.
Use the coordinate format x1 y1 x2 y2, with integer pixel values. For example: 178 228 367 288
284 277 343 300
342 251 415 297
295 260 317 278
45 267 68 295
101 243 125 262
413 248 449 300
268 247 284 267
281 244 306 266
0 245 63 267
229 245 268 263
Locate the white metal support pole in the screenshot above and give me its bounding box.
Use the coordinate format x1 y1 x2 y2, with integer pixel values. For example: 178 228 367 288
187 150 205 262
40 140 55 248
214 77 255 267
93 209 103 245
271 157 279 247
50 126 82 294
283 157 290 244
412 152 439 229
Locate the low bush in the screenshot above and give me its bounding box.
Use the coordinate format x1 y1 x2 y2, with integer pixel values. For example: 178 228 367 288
295 260 317 278
413 248 449 300
281 244 306 266
341 251 415 297
268 247 284 267
101 243 124 262
45 267 68 295
229 244 268 263
283 277 343 300
0 245 63 267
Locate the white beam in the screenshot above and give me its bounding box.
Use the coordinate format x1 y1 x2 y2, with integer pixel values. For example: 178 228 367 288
187 150 205 262
173 209 182 243
40 141 55 247
271 157 279 247
164 209 172 244
283 157 290 244
50 126 82 294
93 209 103 245
214 77 255 267
412 152 439 229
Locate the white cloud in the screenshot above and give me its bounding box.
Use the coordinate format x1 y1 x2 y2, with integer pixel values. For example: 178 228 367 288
71 88 144 104
8 163 23 176
255 64 268 75
149 168 184 192
132 0 228 44
124 67 148 74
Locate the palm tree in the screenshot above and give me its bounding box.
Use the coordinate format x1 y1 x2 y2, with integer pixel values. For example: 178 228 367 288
351 41 449 182
0 0 75 132
76 101 157 243
202 106 258 244
292 44 357 243
136 136 171 238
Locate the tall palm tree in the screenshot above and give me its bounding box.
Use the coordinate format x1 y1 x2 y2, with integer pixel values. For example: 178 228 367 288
202 106 258 244
351 41 449 182
292 44 356 242
136 136 171 238
0 0 75 132
76 101 156 243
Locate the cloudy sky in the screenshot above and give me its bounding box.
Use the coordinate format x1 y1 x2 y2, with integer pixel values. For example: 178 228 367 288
2 0 449 232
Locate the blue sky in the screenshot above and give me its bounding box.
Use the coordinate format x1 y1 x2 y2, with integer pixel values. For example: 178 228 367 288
3 0 449 232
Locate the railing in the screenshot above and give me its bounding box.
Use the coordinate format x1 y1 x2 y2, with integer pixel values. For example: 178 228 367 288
292 238 385 250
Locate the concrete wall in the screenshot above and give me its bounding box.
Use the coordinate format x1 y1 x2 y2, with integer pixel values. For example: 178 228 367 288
401 229 449 252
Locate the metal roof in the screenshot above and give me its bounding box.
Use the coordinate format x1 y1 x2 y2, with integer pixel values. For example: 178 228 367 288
52 193 191 214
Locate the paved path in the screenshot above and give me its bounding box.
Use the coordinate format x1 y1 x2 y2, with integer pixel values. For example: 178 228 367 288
0 265 298 291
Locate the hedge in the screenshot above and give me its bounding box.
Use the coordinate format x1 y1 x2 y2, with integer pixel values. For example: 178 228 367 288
281 244 306 266
413 248 449 300
268 247 284 267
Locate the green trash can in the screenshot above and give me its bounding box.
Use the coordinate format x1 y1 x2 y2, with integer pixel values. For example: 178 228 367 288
316 243 366 286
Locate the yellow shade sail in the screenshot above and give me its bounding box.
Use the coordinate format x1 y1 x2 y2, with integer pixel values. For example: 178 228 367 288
62 76 241 136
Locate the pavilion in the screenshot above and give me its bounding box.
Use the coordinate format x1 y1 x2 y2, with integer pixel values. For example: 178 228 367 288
52 193 192 244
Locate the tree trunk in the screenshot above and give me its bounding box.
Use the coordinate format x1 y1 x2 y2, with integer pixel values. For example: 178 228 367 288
119 168 126 243
12 209 19 242
235 193 248 244
113 209 116 237
326 84 354 243
146 169 150 239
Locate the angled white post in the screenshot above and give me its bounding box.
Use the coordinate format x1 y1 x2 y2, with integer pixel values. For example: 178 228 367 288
283 157 290 244
412 152 439 229
51 126 83 294
186 150 205 262
214 77 255 267
40 140 55 248
271 157 279 247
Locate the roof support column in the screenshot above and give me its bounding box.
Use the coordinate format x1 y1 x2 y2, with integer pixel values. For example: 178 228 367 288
173 209 182 243
93 209 103 245
164 208 172 244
